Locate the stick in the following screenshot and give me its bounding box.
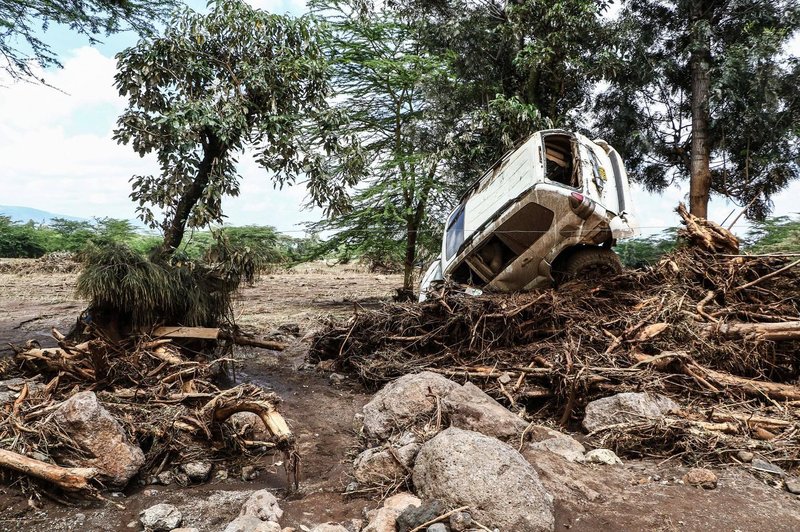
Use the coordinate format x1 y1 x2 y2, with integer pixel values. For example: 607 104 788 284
409 506 470 532
734 259 800 292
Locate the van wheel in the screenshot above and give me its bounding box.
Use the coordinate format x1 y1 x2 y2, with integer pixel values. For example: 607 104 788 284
553 247 622 284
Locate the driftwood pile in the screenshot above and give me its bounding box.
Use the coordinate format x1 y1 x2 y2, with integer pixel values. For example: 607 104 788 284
0 327 295 500
311 207 800 467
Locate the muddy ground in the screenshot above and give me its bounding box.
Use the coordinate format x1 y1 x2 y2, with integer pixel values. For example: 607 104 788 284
1 260 799 531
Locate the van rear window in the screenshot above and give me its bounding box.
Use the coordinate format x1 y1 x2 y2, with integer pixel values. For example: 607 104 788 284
445 206 465 260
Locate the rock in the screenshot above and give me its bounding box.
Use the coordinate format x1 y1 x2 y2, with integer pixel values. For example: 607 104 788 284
173 529 200 532
427 524 448 532
242 465 260 481
181 461 212 482
362 372 460 440
353 437 419 484
226 412 271 439
412 427 554 532
0 378 43 405
584 449 622 465
345 481 359 493
683 468 717 489
215 469 229 481
396 500 446 532
526 426 585 462
53 391 145 488
239 489 283 522
736 450 754 463
139 503 182 531
344 519 364 532
156 471 174 485
752 458 785 476
442 381 529 440
224 516 281 532
384 492 422 512
449 511 472 531
785 478 800 495
363 507 401 532
311 525 349 532
330 373 346 385
582 392 678 433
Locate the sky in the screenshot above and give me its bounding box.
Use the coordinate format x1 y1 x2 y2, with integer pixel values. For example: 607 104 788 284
0 0 798 240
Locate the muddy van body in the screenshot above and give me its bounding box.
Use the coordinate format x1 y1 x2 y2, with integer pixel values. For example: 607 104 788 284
419 129 639 300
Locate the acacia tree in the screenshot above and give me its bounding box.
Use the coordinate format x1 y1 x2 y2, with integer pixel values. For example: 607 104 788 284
1 0 176 81
114 0 362 256
595 0 800 219
307 0 453 293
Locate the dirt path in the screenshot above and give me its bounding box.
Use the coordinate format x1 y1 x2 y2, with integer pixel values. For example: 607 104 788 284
1 261 799 531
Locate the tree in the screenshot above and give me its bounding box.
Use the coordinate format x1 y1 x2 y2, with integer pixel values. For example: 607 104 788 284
1 0 176 82
595 0 800 219
114 0 361 257
307 0 452 292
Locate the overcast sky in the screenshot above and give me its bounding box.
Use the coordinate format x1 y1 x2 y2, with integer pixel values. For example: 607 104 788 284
1 0 798 239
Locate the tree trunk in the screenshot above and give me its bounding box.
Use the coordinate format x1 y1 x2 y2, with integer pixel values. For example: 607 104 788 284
689 2 712 219
160 135 225 255
403 219 418 293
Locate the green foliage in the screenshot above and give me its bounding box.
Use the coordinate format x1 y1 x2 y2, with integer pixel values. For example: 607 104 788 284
114 0 362 254
0 216 48 257
0 0 177 81
595 0 800 218
745 215 800 254
615 228 680 268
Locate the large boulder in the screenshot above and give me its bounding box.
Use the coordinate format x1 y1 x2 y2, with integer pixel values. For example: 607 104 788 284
582 392 678 433
412 427 554 532
442 381 529 440
53 391 145 488
362 372 460 440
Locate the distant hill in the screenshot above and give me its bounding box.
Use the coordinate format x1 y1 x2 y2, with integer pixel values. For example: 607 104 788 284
0 205 87 224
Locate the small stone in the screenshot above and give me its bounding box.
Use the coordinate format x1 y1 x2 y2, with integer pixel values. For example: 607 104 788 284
497 372 512 385
785 478 800 495
224 516 281 532
449 511 472 531
311 524 349 532
242 465 260 481
140 503 182 531
240 489 283 522
173 529 200 532
345 482 359 493
426 524 448 532
736 450 754 463
396 500 446 532
683 468 717 489
584 448 622 465
215 469 229 481
383 492 422 512
329 373 346 385
157 471 175 485
752 458 785 476
181 461 212 482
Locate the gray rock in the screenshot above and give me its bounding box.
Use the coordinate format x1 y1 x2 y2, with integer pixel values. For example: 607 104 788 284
526 425 585 462
172 529 200 532
426 524 448 532
241 465 260 481
737 450 754 463
181 461 212 482
53 391 145 488
362 372 460 440
329 373 346 385
785 478 800 495
396 500 446 532
156 471 174 485
752 458 785 476
413 427 554 532
353 436 419 484
139 503 182 531
449 511 472 531
443 381 529 440
583 392 678 433
584 448 622 465
224 516 281 532
0 378 43 405
239 489 283 522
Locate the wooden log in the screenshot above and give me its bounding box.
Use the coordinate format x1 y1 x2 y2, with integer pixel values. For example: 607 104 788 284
153 326 220 340
703 321 800 341
0 449 97 493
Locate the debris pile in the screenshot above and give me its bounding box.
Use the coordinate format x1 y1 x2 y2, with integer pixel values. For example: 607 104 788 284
312 207 800 466
0 329 295 500
0 252 81 274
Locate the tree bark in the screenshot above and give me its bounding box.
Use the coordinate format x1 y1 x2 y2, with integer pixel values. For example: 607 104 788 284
689 2 713 219
403 219 418 293
160 134 225 255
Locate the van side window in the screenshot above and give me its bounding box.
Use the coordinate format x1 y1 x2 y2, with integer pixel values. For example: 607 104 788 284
445 206 465 260
543 134 580 188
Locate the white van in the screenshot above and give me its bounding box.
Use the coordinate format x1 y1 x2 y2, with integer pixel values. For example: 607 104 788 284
419 129 639 301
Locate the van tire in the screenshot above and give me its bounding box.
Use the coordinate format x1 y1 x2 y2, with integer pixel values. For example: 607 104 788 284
553 247 622 284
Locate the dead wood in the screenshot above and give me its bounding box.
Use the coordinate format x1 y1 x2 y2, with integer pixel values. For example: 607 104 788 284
0 449 98 494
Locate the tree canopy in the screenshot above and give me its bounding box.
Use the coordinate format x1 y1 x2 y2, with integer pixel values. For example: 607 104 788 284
1 0 177 81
